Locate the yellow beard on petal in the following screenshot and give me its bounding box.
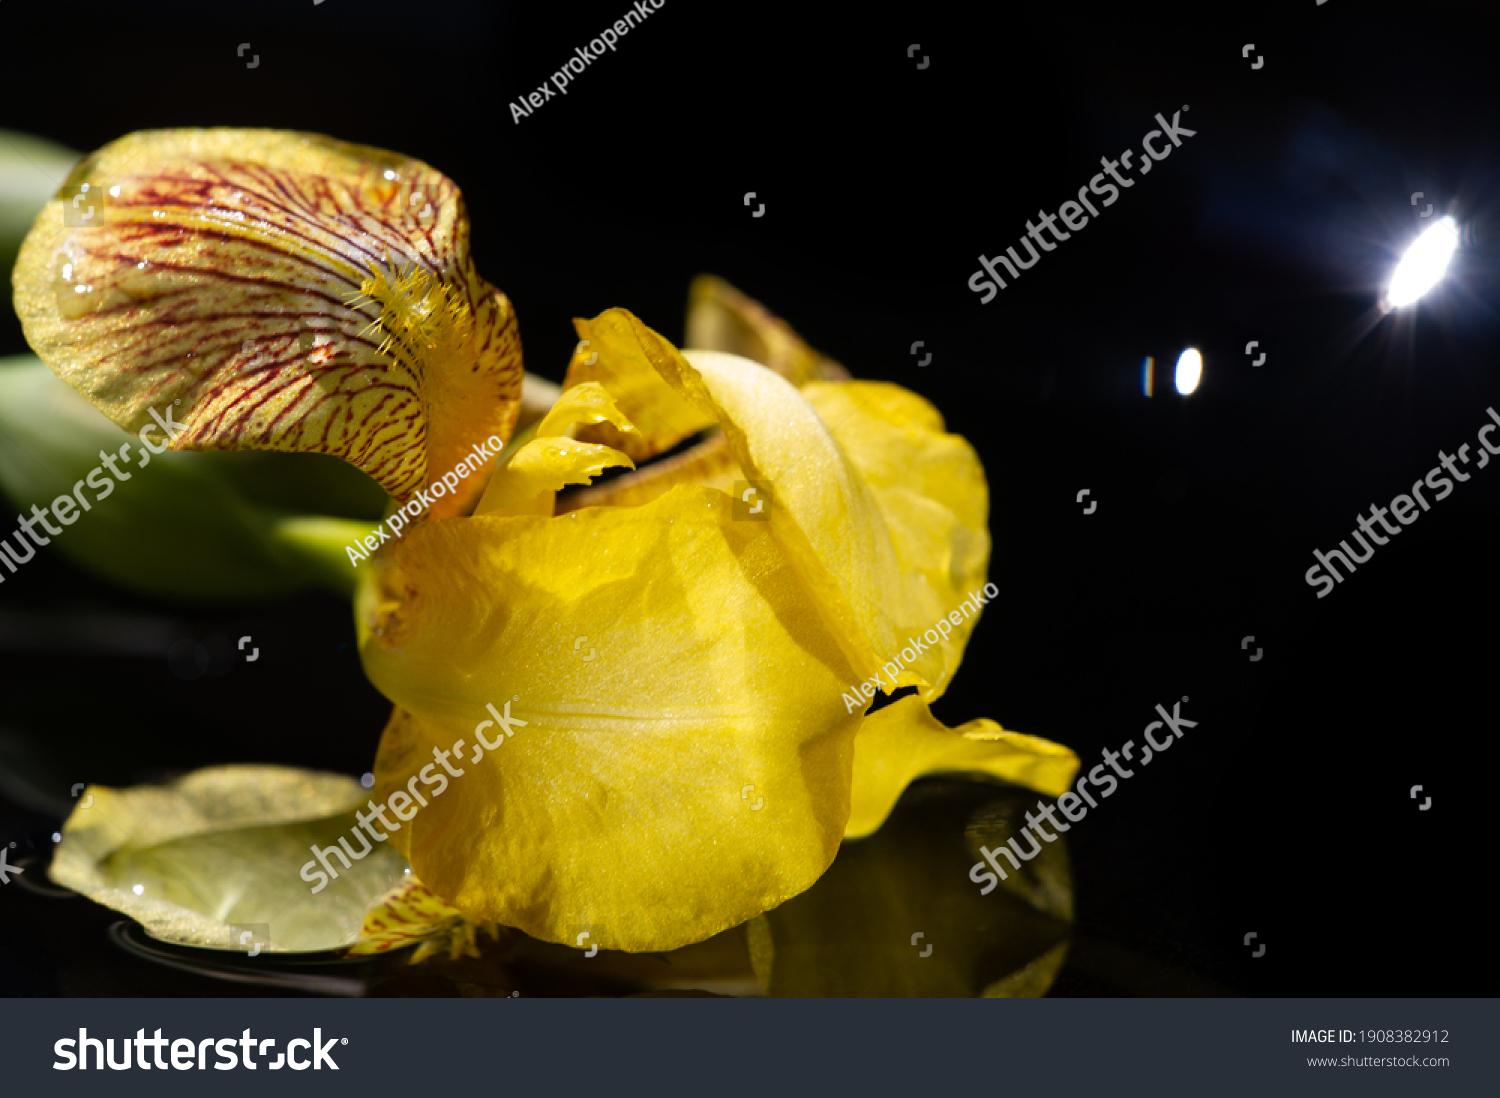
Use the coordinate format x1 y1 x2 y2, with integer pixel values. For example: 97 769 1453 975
349 259 479 385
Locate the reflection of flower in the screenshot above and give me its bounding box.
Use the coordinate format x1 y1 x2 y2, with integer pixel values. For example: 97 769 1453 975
15 129 1077 956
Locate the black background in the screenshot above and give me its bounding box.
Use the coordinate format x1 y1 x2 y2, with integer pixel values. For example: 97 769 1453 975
1 0 1496 996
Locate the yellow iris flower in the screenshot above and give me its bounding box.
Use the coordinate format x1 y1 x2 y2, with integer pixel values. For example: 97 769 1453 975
14 129 1077 955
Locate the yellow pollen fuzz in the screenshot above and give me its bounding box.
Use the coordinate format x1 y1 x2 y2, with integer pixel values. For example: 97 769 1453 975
350 259 477 382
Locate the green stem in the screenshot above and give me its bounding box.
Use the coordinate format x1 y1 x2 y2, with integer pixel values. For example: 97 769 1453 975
262 409 550 599
267 515 381 598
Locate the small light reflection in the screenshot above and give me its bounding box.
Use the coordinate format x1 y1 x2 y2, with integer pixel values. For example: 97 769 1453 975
1174 348 1202 395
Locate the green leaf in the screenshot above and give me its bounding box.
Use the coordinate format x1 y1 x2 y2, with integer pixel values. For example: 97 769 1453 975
0 355 383 602
51 766 409 953
0 130 80 284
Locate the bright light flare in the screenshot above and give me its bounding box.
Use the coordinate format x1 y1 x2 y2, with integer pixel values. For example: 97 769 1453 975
1174 348 1202 395
1386 216 1459 308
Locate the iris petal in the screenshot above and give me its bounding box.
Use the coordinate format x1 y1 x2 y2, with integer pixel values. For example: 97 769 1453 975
800 380 992 700
684 274 849 385
845 695 1080 840
11 128 522 511
559 431 743 512
475 436 635 517
348 876 501 963
563 309 715 462
352 295 1074 953
474 382 637 516
622 319 937 693
361 484 864 952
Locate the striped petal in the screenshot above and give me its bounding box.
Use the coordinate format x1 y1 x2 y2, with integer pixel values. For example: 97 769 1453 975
11 129 522 512
348 877 502 963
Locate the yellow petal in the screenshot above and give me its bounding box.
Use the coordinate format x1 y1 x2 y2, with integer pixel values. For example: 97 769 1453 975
559 431 743 512
359 483 864 952
556 275 851 511
533 379 638 439
845 695 1080 840
562 309 715 461
800 380 992 697
474 381 636 516
629 324 941 692
559 311 994 701
475 435 634 517
11 129 522 513
684 275 848 384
